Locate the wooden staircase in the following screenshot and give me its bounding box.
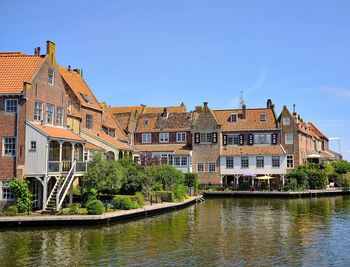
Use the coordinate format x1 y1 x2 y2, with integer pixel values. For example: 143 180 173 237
44 178 65 213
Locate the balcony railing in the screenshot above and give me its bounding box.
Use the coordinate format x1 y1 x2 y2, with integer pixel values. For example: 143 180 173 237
48 161 87 174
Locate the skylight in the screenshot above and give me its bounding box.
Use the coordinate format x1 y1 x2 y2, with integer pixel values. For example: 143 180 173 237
80 93 93 104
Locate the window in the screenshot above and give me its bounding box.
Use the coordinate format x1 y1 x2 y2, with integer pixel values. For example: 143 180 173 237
200 133 212 143
283 117 290 125
2 181 14 200
86 114 93 129
287 155 294 168
34 102 43 121
176 132 186 142
197 162 204 172
285 134 293 144
256 156 264 168
227 134 240 145
46 104 54 124
142 133 151 143
254 134 272 144
230 113 237 122
108 129 115 138
241 157 249 168
272 156 280 167
144 120 149 126
5 99 18 113
260 113 266 121
30 141 37 151
48 68 55 85
226 157 234 168
174 157 181 166
80 93 93 104
159 133 169 143
3 137 16 156
56 107 64 126
209 162 216 172
173 156 188 166
181 157 188 166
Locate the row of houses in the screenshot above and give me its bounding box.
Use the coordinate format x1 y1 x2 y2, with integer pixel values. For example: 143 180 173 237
0 41 341 210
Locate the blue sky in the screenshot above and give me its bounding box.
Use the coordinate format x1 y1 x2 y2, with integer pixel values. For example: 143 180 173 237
0 0 349 159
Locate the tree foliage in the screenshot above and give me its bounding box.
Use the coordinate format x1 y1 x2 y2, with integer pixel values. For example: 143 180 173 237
330 160 350 174
9 178 32 213
145 164 185 191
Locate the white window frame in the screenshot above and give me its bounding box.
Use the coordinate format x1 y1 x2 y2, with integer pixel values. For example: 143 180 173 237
285 134 293 144
176 132 186 143
197 162 205 172
34 101 43 122
200 132 212 144
256 156 264 168
48 67 55 86
30 141 37 151
283 117 290 125
86 114 93 129
56 107 64 127
2 181 14 200
241 156 249 168
226 157 234 168
181 157 188 166
142 133 152 143
254 133 272 145
272 156 280 168
260 113 266 121
287 155 294 169
230 113 237 122
5 99 18 113
46 104 54 125
227 134 240 145
2 137 16 157
208 162 216 172
159 133 169 143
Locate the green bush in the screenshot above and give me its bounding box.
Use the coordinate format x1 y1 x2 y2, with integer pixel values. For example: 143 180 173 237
152 191 175 202
174 184 188 201
286 171 308 190
145 165 185 191
336 173 350 188
86 200 104 215
67 203 80 215
9 179 32 213
184 173 198 192
112 195 140 210
82 188 97 206
5 205 18 216
134 192 145 206
305 168 328 189
331 160 350 174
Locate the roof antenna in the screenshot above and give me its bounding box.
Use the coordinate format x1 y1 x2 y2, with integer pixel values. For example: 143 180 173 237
239 91 245 108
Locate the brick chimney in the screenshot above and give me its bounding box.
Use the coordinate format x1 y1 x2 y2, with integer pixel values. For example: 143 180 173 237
162 107 168 118
46 40 56 66
267 99 272 109
195 106 202 113
203 102 209 113
242 103 247 119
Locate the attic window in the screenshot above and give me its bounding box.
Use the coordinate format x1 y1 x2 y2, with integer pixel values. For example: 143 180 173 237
260 113 266 121
230 113 237 122
144 120 149 126
48 68 55 86
80 93 93 104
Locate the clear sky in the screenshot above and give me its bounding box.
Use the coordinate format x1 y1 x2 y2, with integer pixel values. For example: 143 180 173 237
0 0 349 159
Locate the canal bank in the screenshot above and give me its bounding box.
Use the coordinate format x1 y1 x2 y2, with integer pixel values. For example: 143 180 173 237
203 188 350 198
0 196 200 228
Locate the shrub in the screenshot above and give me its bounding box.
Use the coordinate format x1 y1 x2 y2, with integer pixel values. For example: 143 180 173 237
67 203 80 215
134 192 145 206
331 160 350 174
82 188 97 206
145 165 185 191
184 173 198 192
5 205 18 216
337 173 350 188
9 179 32 213
152 191 175 202
286 171 308 190
174 184 188 201
305 168 328 189
86 200 104 215
112 195 140 210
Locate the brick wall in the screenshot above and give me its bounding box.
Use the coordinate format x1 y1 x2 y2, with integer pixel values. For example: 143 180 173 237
134 131 192 146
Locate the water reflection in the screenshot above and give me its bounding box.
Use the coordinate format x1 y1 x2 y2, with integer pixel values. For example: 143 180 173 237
1 196 350 266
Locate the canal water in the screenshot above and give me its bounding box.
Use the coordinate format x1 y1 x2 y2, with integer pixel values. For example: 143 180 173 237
1 196 350 266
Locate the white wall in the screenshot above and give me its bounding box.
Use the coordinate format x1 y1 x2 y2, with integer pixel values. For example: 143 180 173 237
220 155 287 175
25 124 48 175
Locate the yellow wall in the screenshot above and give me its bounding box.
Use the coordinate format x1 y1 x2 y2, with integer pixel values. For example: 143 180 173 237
67 117 80 134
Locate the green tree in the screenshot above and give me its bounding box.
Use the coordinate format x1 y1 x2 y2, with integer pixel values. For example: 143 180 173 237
145 164 185 191
9 178 32 213
331 160 350 174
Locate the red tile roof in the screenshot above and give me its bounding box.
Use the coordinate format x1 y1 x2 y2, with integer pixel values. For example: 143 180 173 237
0 53 44 94
85 142 104 151
110 105 186 115
134 144 191 155
100 102 128 142
59 66 102 112
220 145 286 156
83 129 132 151
28 122 84 142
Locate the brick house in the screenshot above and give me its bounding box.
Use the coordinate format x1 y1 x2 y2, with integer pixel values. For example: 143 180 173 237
192 100 288 186
0 41 87 210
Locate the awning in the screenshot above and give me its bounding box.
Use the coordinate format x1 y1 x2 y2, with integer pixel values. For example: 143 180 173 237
243 173 256 177
307 154 321 159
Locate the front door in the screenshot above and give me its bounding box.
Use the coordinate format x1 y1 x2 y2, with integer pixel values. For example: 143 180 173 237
31 180 40 209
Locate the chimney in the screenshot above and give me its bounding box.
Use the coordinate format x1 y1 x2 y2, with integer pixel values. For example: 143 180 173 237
34 48 37 56
46 40 56 66
195 106 202 113
242 104 247 119
203 102 209 113
267 99 272 109
37 47 41 56
73 69 81 75
162 107 168 118
68 65 71 71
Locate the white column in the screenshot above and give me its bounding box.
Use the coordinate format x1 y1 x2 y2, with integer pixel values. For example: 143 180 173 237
59 141 63 172
43 176 48 207
281 174 285 187
69 182 73 204
71 142 76 162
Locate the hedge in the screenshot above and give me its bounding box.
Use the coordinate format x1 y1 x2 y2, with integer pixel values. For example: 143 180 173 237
86 200 104 215
112 195 141 210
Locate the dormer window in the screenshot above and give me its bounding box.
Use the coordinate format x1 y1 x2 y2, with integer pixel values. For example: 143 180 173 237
80 93 93 104
230 113 237 122
48 68 55 86
144 120 149 126
260 113 266 121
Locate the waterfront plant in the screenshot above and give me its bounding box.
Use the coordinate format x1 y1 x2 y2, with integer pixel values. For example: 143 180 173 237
9 178 32 213
330 160 350 174
67 203 80 215
86 200 104 215
145 164 185 191
112 195 141 210
152 191 175 202
174 184 188 201
4 205 18 216
184 173 198 192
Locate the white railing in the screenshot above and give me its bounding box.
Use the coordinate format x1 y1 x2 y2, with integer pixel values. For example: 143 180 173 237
43 177 59 210
56 161 76 211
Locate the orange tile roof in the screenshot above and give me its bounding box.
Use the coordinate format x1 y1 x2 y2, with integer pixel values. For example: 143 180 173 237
0 53 44 94
220 145 286 156
134 144 191 155
213 108 277 131
59 66 102 112
110 105 186 115
100 102 128 142
85 142 104 151
110 106 144 114
114 113 131 132
308 122 328 140
83 129 132 150
28 122 84 142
